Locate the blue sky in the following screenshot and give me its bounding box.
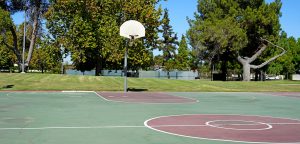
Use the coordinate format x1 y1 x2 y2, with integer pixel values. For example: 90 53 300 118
12 0 299 39
158 0 197 40
158 0 300 40
11 0 299 59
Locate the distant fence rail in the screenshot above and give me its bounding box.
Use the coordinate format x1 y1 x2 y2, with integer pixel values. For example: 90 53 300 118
65 69 199 80
139 71 198 80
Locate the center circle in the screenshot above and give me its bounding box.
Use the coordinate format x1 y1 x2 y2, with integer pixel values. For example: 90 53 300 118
205 120 272 130
144 114 300 143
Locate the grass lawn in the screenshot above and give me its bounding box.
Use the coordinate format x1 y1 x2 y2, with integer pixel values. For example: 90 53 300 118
0 73 299 91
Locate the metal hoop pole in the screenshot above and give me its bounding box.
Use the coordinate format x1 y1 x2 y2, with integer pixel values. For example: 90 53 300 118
21 8 26 73
124 46 128 92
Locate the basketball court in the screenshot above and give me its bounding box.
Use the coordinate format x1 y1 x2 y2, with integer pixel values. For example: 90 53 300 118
1 91 300 144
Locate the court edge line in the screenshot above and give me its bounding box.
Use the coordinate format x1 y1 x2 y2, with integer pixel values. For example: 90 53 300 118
0 125 209 130
144 114 300 144
0 125 145 130
95 92 198 104
62 91 112 102
94 92 199 104
62 91 95 93
2 122 300 131
62 91 198 104
144 113 300 123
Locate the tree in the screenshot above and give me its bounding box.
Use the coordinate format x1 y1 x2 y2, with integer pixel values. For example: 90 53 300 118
267 32 300 79
46 0 119 75
0 0 49 71
30 35 62 73
46 0 162 75
153 54 164 69
234 1 285 81
296 38 300 73
0 44 16 71
0 8 15 71
176 35 190 70
159 8 178 78
188 5 247 81
0 9 16 71
188 0 285 81
118 0 161 72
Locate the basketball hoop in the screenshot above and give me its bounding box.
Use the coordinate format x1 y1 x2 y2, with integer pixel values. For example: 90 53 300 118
120 20 145 40
120 20 145 92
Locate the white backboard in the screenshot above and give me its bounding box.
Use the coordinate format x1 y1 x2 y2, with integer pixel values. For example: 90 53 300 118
120 20 145 39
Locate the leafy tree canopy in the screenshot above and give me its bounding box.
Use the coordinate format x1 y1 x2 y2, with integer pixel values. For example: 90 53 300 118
46 0 162 75
188 0 283 81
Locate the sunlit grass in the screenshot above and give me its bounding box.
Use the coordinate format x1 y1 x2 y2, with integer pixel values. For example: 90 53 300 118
0 73 299 91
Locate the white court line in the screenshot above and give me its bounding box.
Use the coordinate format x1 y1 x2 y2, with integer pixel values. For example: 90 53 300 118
206 120 272 131
62 91 95 93
93 92 111 102
0 125 208 130
213 123 266 126
0 125 145 130
144 114 300 144
61 91 112 102
213 123 300 126
95 92 199 104
151 125 207 127
2 122 300 130
61 91 199 104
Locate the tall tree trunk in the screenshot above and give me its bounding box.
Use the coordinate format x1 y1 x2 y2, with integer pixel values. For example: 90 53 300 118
254 69 259 81
242 62 251 81
25 1 41 67
95 58 102 76
211 64 214 81
221 50 229 81
221 60 227 81
95 64 101 76
261 70 265 81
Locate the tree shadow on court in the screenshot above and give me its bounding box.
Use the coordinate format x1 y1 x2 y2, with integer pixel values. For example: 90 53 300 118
127 88 148 92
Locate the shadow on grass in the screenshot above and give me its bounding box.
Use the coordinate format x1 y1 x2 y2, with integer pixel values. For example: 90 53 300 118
2 85 14 89
127 88 148 92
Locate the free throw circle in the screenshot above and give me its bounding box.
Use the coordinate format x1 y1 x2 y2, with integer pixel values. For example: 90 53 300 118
144 114 300 143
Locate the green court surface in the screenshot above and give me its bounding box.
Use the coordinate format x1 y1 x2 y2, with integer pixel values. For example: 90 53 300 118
1 91 300 144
